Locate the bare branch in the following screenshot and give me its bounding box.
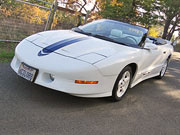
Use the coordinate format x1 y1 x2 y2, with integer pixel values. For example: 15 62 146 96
79 0 87 12
90 1 98 12
175 28 180 31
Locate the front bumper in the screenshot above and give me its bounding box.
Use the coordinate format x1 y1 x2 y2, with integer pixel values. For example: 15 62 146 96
11 41 116 97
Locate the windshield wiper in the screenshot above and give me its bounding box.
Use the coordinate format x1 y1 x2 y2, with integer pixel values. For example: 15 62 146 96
92 34 128 46
72 27 92 36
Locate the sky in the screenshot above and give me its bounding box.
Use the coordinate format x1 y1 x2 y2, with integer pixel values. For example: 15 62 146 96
174 31 179 38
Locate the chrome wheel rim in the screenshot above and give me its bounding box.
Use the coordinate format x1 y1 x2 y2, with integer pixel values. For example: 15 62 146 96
161 61 168 77
117 71 130 98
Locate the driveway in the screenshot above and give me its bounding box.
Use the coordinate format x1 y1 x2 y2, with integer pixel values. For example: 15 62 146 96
0 52 180 135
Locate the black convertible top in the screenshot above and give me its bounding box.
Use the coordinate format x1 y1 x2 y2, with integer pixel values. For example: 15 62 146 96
147 36 167 45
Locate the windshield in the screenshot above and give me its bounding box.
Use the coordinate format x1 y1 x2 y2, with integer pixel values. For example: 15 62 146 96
74 19 148 47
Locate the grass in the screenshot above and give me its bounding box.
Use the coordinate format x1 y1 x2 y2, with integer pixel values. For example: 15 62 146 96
0 42 17 63
0 50 14 62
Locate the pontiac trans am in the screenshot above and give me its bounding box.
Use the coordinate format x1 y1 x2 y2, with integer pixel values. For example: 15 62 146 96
11 19 174 101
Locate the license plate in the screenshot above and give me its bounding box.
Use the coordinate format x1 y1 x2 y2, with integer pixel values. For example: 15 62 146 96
18 63 38 82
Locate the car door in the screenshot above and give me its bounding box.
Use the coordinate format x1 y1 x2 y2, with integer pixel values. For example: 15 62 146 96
157 45 170 65
139 43 162 79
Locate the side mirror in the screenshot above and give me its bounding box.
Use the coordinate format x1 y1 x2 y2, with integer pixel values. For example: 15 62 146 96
172 40 177 46
144 43 158 50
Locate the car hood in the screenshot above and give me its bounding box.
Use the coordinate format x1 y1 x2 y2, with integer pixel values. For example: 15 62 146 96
25 30 137 64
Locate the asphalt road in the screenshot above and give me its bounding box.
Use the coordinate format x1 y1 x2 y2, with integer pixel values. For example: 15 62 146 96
0 52 180 135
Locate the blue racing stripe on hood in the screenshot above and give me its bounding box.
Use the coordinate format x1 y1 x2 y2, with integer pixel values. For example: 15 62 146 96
38 37 91 56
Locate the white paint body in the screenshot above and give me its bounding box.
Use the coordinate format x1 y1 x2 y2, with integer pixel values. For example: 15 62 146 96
11 30 174 97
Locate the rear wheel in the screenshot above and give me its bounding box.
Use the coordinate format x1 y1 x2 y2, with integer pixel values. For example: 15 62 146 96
156 60 168 79
112 66 132 101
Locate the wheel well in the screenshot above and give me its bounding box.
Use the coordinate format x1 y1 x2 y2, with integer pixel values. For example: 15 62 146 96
168 55 171 60
127 63 137 78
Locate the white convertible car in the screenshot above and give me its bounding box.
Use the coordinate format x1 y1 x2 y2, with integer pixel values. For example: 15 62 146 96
11 19 174 101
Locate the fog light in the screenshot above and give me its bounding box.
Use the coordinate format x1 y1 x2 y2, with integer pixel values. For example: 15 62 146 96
75 80 98 84
49 74 55 81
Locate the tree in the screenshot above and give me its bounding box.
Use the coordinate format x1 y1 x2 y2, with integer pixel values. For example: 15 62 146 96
98 0 180 40
153 0 180 40
99 0 158 26
0 0 19 17
45 0 58 30
61 0 98 26
99 0 136 23
148 25 163 37
0 0 52 25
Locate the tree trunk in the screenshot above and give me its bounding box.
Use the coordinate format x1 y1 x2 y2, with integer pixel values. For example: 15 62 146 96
167 21 177 40
77 15 82 26
45 0 58 30
162 19 171 39
165 15 179 40
84 11 90 24
77 0 87 26
84 1 97 24
167 29 175 40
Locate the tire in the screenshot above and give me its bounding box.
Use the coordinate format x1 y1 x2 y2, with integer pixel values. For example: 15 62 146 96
112 66 132 101
156 60 168 79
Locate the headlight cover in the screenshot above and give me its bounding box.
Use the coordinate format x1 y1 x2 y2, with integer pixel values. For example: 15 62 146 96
77 53 107 64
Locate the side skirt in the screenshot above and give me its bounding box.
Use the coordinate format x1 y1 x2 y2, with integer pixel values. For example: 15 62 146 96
130 73 159 88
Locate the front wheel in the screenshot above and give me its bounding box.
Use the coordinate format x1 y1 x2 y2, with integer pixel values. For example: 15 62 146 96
112 66 132 101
